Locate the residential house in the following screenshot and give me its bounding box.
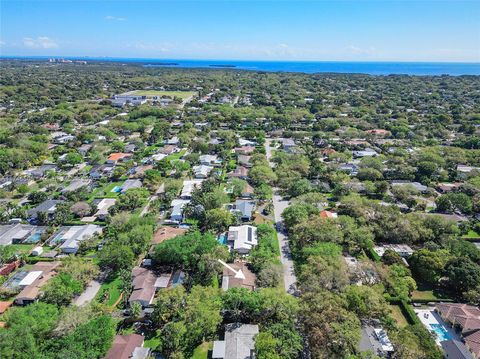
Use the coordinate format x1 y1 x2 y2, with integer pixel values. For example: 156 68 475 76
180 179 203 199
124 143 136 153
239 139 256 146
366 129 391 137
353 148 378 158
159 145 178 155
234 146 255 155
228 225 258 254
227 166 249 180
25 164 57 178
129 266 158 308
58 225 103 254
436 303 480 359
91 198 116 220
221 262 256 291
441 340 475 359
212 323 259 359
105 334 150 359
54 135 75 144
199 154 222 166
193 165 214 179
170 199 190 222
241 182 254 199
15 261 61 305
457 165 480 179
61 179 91 194
106 153 133 165
320 210 338 219
391 180 428 193
165 136 180 146
282 138 297 153
27 199 64 221
78 144 92 156
373 244 414 258
233 200 255 221
120 179 142 193
339 163 359 176
89 164 114 179
237 155 252 168
0 224 45 245
358 326 394 358
437 183 462 193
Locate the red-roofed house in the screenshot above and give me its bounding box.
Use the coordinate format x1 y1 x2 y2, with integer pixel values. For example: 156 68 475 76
107 153 133 165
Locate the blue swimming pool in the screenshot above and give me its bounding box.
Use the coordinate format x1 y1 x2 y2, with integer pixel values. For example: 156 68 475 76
430 323 452 342
218 233 227 245
25 232 42 243
111 186 122 193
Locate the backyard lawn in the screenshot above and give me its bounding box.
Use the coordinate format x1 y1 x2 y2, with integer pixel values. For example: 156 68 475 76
88 181 123 201
166 149 187 162
389 304 409 328
191 342 212 359
95 276 123 307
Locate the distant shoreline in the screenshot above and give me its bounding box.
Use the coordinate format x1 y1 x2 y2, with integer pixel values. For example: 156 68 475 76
1 56 479 76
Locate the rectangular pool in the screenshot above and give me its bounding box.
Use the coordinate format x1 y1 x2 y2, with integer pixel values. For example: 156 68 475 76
430 323 452 342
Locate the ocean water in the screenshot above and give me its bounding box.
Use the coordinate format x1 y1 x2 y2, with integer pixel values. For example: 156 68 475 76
3 56 480 75
142 59 480 76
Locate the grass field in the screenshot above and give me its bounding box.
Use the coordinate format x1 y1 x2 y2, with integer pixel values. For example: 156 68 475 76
389 304 409 328
96 276 123 307
191 342 212 359
166 149 187 162
130 90 196 100
463 230 480 239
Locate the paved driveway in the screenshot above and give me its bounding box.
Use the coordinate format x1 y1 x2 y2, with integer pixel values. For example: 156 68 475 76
74 280 101 306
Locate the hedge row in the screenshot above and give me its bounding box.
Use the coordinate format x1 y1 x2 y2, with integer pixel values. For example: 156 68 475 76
367 247 381 262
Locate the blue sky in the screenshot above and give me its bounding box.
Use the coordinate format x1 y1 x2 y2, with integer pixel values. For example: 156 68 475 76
1 0 479 62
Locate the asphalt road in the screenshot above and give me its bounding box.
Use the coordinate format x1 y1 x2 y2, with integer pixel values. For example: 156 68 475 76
265 138 298 295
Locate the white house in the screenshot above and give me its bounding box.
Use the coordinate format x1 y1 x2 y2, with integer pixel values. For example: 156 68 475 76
193 165 214 179
180 179 203 199
58 225 103 254
228 225 258 254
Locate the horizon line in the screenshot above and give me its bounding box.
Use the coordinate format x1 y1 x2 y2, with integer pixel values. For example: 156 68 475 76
1 55 480 65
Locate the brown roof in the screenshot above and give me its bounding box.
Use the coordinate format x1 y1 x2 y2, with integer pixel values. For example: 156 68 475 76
436 303 480 332
0 301 13 314
105 334 144 359
465 330 480 358
234 146 255 155
15 261 61 303
129 267 157 305
242 183 254 195
222 262 256 291
131 165 153 178
152 226 187 245
159 145 176 155
0 260 20 276
227 166 249 178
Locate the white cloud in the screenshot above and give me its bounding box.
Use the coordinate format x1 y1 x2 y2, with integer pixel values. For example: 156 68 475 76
23 36 59 49
105 15 127 21
0 40 5 47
